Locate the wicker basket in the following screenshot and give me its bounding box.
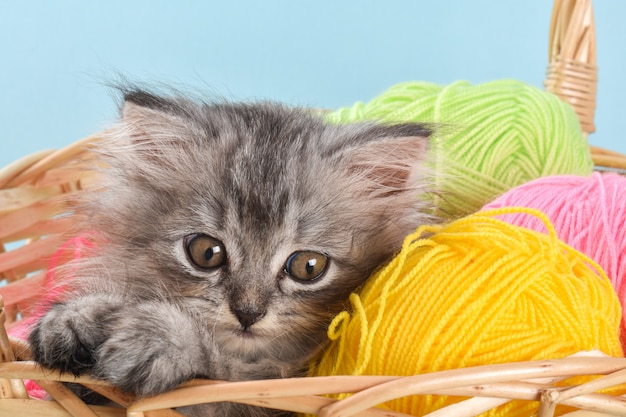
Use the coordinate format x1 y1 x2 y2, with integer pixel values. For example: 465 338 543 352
2 1 626 416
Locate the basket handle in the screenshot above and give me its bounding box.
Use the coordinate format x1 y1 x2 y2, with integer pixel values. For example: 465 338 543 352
544 0 597 136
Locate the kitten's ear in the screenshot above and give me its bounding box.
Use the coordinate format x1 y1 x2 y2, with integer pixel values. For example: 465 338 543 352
340 124 432 196
105 89 200 173
121 90 189 133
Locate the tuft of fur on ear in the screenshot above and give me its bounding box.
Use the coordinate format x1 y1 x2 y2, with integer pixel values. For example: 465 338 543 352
123 89 184 116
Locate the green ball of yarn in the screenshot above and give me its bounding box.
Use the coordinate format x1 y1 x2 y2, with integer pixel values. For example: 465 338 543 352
327 80 594 218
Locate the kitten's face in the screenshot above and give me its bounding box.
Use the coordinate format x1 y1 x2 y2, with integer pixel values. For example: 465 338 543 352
78 91 433 375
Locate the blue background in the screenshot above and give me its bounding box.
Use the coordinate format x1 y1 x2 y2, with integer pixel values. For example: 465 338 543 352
1 1 625 169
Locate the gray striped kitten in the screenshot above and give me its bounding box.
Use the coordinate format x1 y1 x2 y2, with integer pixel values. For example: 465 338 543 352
29 89 434 417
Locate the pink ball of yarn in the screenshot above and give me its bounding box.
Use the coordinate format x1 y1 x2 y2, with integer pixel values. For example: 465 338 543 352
483 172 626 341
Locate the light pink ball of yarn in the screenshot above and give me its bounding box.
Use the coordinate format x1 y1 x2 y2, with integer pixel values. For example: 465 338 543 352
483 172 626 340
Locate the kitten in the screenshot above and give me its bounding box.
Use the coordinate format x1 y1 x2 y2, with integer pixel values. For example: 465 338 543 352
28 88 435 416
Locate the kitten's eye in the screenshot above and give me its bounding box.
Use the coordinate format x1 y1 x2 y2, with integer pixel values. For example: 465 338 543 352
285 251 329 282
184 234 226 270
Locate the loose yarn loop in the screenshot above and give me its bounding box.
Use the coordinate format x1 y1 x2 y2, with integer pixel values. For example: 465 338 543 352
311 208 623 417
326 80 594 218
483 172 626 347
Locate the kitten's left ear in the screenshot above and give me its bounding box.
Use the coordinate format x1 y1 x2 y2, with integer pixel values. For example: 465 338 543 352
340 123 432 195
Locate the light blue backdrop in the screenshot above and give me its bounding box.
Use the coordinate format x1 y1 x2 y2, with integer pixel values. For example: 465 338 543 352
1 1 625 169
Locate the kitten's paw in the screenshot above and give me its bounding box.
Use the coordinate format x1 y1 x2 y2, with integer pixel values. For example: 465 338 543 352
93 302 205 397
29 295 122 376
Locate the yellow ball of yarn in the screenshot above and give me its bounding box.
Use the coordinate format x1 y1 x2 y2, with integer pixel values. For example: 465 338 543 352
310 208 623 417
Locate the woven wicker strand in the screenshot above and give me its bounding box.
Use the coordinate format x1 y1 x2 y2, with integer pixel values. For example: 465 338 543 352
0 299 27 401
2 0 626 416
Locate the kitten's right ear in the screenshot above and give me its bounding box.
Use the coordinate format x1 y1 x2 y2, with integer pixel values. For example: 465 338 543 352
108 89 200 172
121 90 186 129
117 90 196 154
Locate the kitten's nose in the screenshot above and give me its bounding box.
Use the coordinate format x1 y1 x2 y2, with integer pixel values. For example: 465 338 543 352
233 309 265 329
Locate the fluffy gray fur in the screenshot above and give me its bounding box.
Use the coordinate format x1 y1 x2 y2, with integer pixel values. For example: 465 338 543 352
29 89 435 417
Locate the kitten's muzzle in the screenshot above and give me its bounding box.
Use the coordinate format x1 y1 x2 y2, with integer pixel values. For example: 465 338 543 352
233 309 265 330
